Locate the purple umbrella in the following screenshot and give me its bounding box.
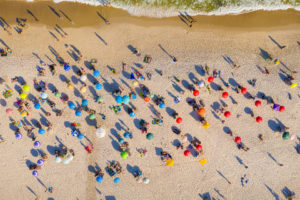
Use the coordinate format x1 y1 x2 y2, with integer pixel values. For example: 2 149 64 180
273 104 280 111
16 133 22 140
37 159 44 166
34 141 41 148
32 170 38 176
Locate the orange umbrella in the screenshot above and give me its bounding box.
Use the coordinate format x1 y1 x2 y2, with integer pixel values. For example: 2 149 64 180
198 107 206 117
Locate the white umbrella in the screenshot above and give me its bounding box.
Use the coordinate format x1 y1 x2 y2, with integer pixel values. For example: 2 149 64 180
80 75 87 82
143 177 150 184
54 156 62 163
96 127 106 138
41 92 48 99
198 80 205 88
62 154 74 165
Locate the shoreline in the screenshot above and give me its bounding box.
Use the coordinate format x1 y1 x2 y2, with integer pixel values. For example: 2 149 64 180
0 1 300 31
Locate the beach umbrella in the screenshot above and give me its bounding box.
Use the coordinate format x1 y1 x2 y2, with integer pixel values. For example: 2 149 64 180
279 106 285 112
32 170 38 177
166 159 173 166
41 92 48 99
208 76 214 83
116 96 123 103
71 129 78 137
96 176 103 183
130 73 135 80
20 110 27 117
149 93 154 98
34 141 41 148
67 83 74 89
273 104 280 111
15 133 22 140
75 110 82 117
234 136 241 143
96 83 102 90
77 133 84 139
80 75 87 82
129 112 136 117
255 100 261 107
119 138 125 144
290 134 295 140
222 92 228 98
68 102 76 110
93 70 100 77
80 86 87 93
182 135 188 143
176 117 182 124
89 113 95 120
62 154 74 164
198 80 205 88
241 87 247 94
144 96 150 102
121 151 129 159
82 99 88 106
256 116 262 123
282 132 290 140
64 64 70 71
6 108 12 115
38 128 45 135
202 121 210 129
131 93 137 100
198 108 206 117
37 159 44 166
54 156 62 163
34 103 41 109
146 133 154 140
124 132 130 138
196 144 202 151
23 84 30 92
184 150 190 156
193 90 199 97
122 95 130 103
96 128 106 138
290 83 297 88
114 177 120 183
199 158 207 165
224 111 231 118
20 93 27 99
159 103 165 109
97 96 103 103
143 177 150 184
133 81 138 87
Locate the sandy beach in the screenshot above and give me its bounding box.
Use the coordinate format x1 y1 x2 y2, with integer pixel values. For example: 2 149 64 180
0 1 300 200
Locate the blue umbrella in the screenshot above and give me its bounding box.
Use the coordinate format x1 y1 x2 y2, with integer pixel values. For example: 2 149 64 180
34 141 41 148
68 102 76 110
96 83 102 90
38 128 45 135
129 112 136 117
114 177 120 183
96 176 103 183
34 103 41 109
32 170 38 177
15 133 22 140
37 159 44 166
119 138 125 144
77 133 84 139
116 96 123 103
131 94 137 100
122 95 130 103
82 99 88 106
159 103 166 109
64 64 71 71
93 70 100 77
75 110 82 116
130 73 135 80
123 132 131 138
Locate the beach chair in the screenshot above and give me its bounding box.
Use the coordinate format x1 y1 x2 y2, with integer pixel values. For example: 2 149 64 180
143 55 152 63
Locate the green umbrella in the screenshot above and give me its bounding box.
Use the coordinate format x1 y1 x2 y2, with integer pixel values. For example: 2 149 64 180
282 132 290 140
121 151 128 159
146 133 154 140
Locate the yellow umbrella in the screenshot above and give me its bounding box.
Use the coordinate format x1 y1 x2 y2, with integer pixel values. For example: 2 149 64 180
199 158 207 165
133 81 139 87
202 121 210 130
291 83 297 89
20 93 27 99
23 84 30 92
80 86 87 93
166 159 173 166
21 110 27 116
67 83 74 89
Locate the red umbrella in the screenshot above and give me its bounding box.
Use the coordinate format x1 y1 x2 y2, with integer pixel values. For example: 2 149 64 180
255 100 261 107
224 111 231 118
222 92 228 98
234 136 241 143
176 117 182 124
184 150 190 156
208 76 214 83
256 116 263 123
196 144 202 151
193 90 199 96
279 106 285 112
241 87 247 94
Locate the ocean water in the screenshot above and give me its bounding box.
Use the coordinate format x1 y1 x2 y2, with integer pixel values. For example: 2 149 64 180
34 0 300 17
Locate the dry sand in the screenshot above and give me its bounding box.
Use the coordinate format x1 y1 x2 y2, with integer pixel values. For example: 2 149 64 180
0 1 300 200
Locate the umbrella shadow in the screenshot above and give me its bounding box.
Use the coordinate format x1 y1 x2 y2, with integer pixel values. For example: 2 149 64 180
278 72 289 85
211 101 220 111
87 73 98 85
155 147 163 156
47 83 56 92
268 120 279 132
189 111 199 121
195 65 205 76
109 136 120 152
166 107 176 117
244 107 252 114
264 184 280 200
26 159 35 168
199 192 211 200
85 116 97 128
71 75 79 85
59 74 67 82
126 164 139 176
110 128 119 140
0 99 7 107
30 149 39 157
172 139 181 147
46 145 58 156
181 79 190 90
121 70 131 79
223 126 231 135
172 82 184 93
88 165 97 174
210 82 220 91
259 48 271 60
133 118 141 129
281 186 295 199
105 196 116 200
88 86 98 99
228 78 238 87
